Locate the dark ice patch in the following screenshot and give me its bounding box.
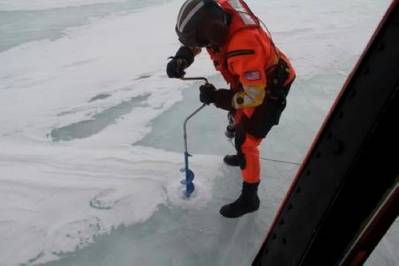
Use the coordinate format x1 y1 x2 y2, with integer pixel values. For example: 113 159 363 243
50 94 150 142
88 93 111 102
135 74 151 80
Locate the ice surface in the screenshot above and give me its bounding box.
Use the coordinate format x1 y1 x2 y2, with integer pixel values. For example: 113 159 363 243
0 139 223 265
0 0 396 265
0 0 127 11
366 219 399 266
0 0 174 53
42 160 297 266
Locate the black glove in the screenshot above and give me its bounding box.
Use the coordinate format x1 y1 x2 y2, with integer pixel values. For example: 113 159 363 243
199 83 217 105
166 46 195 78
166 57 187 78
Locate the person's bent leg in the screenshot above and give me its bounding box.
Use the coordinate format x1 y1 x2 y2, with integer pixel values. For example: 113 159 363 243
220 134 262 218
241 134 261 183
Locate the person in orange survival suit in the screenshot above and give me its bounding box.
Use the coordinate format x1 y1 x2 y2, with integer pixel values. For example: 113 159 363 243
167 0 296 218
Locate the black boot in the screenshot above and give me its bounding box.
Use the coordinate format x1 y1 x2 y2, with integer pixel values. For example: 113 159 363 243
223 154 240 167
220 182 260 218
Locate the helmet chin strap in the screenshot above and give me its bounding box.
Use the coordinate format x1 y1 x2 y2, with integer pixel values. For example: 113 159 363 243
223 10 231 25
206 18 230 47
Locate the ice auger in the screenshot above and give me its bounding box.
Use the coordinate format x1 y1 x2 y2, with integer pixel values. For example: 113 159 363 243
180 77 208 198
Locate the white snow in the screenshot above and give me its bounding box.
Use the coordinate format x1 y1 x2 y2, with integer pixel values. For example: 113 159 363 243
0 0 395 265
0 1 218 264
0 0 127 11
0 139 220 265
0 1 196 146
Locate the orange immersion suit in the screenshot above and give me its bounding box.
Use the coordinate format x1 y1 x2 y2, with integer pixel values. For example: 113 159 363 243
206 0 296 183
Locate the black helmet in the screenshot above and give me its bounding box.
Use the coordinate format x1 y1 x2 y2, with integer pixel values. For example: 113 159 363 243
176 0 228 47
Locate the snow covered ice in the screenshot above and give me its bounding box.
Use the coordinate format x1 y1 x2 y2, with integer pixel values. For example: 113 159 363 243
0 0 397 265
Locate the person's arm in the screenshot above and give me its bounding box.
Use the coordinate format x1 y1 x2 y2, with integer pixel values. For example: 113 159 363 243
166 46 201 78
201 32 268 111
226 31 269 110
199 64 266 111
228 54 267 109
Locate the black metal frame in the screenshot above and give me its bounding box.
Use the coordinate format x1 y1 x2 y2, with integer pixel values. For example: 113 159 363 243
253 1 399 265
